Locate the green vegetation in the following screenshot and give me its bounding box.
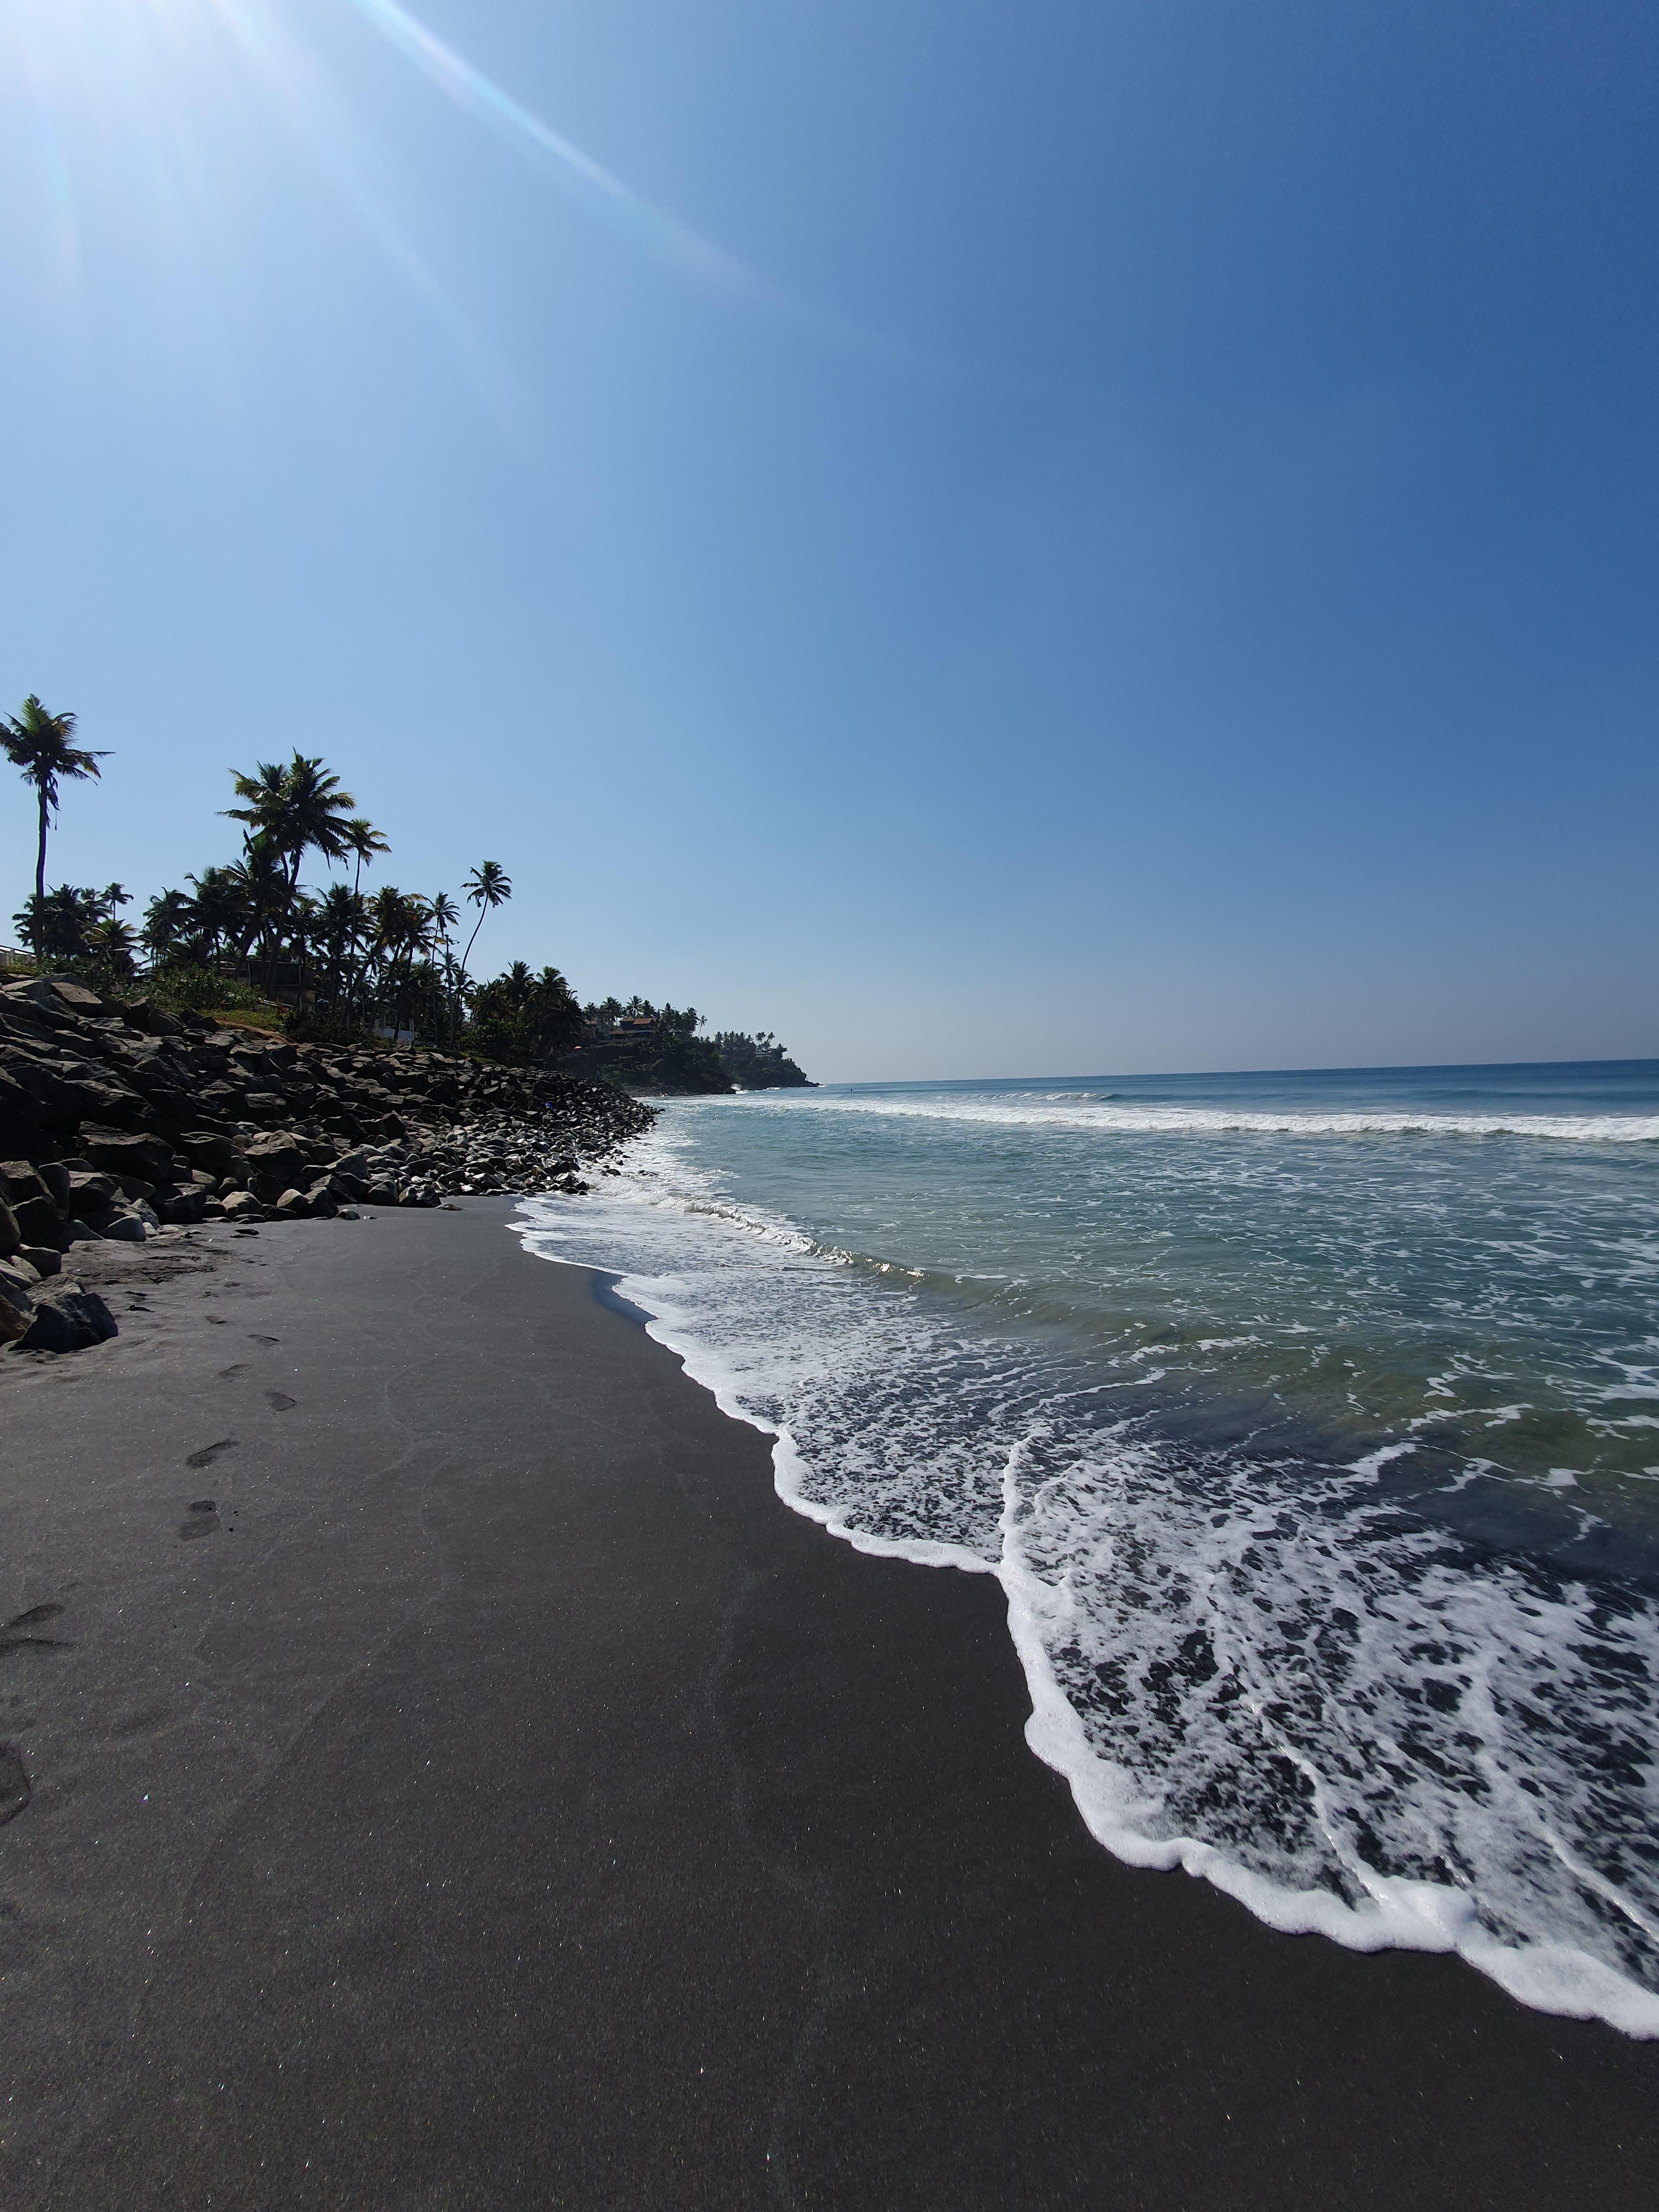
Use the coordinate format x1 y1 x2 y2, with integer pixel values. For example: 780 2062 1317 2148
2 698 812 1090
2 696 108 937
570 1003 814 1092
713 1030 813 1089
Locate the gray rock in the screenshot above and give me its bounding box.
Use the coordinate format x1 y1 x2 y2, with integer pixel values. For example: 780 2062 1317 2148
81 1128 177 1187
179 1131 235 1174
1 1285 40 1346
101 1210 147 1242
17 1283 117 1352
19 1245 61 1277
0 1161 49 1207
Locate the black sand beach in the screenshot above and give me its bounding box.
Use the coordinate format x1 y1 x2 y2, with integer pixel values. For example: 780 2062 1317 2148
3 1203 1658 2209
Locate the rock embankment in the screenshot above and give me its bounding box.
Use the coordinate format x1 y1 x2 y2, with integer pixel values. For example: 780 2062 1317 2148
0 974 655 1352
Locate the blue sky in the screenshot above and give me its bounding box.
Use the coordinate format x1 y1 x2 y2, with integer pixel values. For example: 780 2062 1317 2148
1 0 1654 1081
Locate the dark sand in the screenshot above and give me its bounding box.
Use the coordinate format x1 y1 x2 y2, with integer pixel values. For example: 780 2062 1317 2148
3 1204 1657 2210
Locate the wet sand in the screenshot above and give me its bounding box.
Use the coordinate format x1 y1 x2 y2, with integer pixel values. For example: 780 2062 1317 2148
2 1201 1657 2209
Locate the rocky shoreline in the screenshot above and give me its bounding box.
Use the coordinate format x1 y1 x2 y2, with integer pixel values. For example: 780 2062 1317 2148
0 974 654 1354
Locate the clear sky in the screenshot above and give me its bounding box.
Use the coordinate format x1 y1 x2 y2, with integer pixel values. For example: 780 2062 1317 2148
2 0 1655 1082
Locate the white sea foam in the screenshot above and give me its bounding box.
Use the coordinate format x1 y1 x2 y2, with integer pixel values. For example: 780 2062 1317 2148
741 1090 1659 1144
514 1110 1659 2039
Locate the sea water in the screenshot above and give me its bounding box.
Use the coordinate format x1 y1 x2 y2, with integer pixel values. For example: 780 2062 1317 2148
517 1062 1659 2036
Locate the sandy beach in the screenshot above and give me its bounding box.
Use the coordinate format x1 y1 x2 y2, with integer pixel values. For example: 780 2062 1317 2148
3 1201 1658 2209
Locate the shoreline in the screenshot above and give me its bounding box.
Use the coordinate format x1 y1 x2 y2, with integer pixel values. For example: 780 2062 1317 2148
4 1202 1659 2206
553 1215 1659 2039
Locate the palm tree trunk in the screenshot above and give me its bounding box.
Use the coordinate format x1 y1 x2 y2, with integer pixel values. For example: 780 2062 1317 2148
454 912 488 1042
32 786 49 956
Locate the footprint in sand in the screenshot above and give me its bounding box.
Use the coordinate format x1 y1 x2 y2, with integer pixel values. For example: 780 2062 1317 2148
179 1500 221 1541
249 1334 279 1345
264 1391 296 1411
185 1438 237 1469
0 1603 72 1659
217 1364 247 1380
0 1745 30 1825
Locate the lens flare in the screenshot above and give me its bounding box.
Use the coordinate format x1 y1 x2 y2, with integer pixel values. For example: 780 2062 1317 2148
341 0 764 301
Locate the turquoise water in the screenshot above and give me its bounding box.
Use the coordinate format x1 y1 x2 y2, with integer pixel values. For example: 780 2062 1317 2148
519 1062 1659 2034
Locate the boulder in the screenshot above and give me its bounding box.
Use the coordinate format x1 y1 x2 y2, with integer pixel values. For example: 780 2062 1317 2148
244 1131 308 1186
0 1283 32 1346
12 1193 69 1251
121 1000 186 1039
102 1210 147 1242
179 1130 235 1174
62 1079 148 1130
273 1188 312 1218
45 979 106 1015
17 1282 117 1351
82 1129 177 1186
0 1161 48 1207
0 1199 19 1257
66 1171 119 1218
221 1191 264 1220
19 1245 60 1277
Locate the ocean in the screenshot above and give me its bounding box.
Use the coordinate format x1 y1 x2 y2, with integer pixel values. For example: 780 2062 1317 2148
516 1061 1659 2037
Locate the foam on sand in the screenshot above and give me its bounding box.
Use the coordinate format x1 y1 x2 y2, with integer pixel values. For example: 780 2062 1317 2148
516 1090 1659 2040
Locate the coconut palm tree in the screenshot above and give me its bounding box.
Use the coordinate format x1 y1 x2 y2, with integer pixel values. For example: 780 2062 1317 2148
224 755 358 985
315 883 364 1016
456 861 511 1028
223 837 290 983
183 866 247 966
225 754 357 894
342 817 390 900
2 697 108 952
428 889 461 1037
85 914 138 980
362 886 432 1036
141 889 194 966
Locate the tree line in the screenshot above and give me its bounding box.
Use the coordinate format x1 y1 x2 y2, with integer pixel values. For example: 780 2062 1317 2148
2 696 812 1085
2 694 547 1048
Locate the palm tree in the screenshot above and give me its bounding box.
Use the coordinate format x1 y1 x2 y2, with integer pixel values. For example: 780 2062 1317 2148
141 889 193 966
224 755 358 987
183 866 248 966
428 889 460 1038
223 837 290 983
342 817 390 899
363 886 432 1037
315 883 364 1016
225 754 358 895
2 697 108 952
85 914 138 980
456 861 511 1029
